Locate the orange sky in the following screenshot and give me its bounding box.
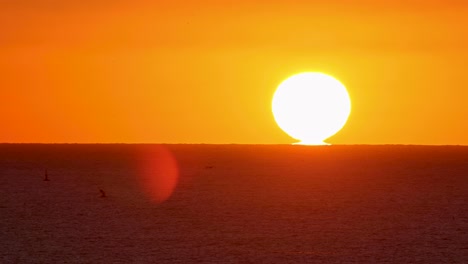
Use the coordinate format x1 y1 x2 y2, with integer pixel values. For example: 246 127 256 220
1 0 467 144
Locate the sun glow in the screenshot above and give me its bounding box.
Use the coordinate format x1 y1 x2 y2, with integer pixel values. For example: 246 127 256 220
272 72 351 145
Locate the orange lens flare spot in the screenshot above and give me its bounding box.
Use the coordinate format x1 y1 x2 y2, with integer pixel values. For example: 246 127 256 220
137 145 179 204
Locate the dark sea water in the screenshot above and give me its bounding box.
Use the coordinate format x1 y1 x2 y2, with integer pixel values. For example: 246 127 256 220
0 144 467 263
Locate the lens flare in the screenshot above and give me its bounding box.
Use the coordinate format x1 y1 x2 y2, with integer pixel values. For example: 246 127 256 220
137 145 178 203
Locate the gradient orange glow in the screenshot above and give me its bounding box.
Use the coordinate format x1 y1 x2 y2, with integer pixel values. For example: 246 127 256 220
1 0 467 144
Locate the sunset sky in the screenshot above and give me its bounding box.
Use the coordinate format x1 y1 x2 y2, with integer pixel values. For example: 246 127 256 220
1 0 467 144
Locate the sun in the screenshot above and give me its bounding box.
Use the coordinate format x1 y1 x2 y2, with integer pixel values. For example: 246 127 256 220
272 72 351 145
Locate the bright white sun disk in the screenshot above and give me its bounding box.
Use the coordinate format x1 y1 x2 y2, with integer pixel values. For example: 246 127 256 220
272 72 351 145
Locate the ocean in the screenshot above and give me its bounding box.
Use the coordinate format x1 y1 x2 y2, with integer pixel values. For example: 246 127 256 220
0 144 467 263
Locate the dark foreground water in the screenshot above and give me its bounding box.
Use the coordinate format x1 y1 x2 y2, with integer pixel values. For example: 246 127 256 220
0 144 467 263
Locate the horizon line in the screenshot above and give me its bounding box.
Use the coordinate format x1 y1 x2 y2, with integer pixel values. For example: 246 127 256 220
0 143 467 146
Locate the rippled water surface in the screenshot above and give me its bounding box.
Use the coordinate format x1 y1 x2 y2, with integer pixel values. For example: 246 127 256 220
1 144 467 263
